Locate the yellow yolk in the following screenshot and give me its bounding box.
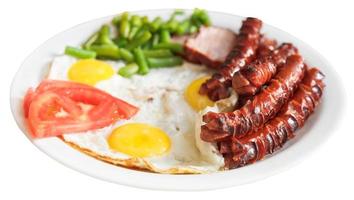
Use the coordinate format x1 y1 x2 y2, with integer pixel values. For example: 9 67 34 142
184 76 215 111
108 123 171 157
68 59 114 85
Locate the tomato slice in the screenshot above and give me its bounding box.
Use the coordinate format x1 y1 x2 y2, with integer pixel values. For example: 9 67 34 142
24 80 138 138
23 88 34 118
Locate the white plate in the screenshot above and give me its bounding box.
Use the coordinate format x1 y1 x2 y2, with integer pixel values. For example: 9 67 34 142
10 9 345 190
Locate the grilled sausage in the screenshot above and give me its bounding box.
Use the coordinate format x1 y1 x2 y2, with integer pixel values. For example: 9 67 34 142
224 68 325 168
232 43 298 97
199 17 262 101
201 55 306 142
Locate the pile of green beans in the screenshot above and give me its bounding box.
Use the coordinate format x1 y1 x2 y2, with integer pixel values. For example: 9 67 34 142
64 9 211 78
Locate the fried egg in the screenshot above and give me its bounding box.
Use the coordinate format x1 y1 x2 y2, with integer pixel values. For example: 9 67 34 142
47 55 236 173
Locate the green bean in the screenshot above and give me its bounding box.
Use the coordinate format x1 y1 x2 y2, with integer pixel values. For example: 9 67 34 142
151 33 160 47
65 46 96 59
79 9 213 74
100 25 110 35
189 25 198 34
176 20 190 35
126 30 152 50
112 15 121 26
97 25 114 45
191 12 202 27
153 42 184 54
191 9 211 26
128 26 140 40
159 29 171 43
131 15 143 27
172 9 184 17
198 12 211 26
133 26 147 40
147 56 183 68
120 19 130 38
191 17 203 28
142 40 152 50
113 12 129 26
89 44 120 60
121 12 130 21
113 37 127 48
192 8 205 18
165 19 179 33
133 48 149 75
143 49 173 58
141 16 149 25
83 32 99 50
118 63 139 78
149 17 163 32
119 48 134 63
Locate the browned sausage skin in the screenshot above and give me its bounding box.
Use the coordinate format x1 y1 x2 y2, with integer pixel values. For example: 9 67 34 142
232 43 298 97
201 55 306 142
199 17 262 101
224 68 325 168
256 36 278 58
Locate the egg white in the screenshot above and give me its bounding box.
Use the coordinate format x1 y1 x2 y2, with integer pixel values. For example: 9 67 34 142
48 55 235 173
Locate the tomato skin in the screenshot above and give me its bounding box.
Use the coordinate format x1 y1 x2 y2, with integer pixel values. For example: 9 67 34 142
23 88 34 118
24 80 138 138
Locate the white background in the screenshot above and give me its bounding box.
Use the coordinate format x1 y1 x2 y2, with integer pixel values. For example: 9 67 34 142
1 0 353 199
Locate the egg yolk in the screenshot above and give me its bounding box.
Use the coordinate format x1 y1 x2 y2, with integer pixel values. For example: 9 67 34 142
184 76 215 111
108 123 171 158
68 59 114 85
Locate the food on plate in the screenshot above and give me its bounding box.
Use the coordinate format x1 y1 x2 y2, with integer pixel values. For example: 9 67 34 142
199 17 263 101
256 36 278 58
41 53 232 173
108 123 171 157
65 46 97 59
232 43 298 97
21 9 325 174
64 9 212 77
221 68 325 168
23 80 138 138
184 26 237 68
68 59 115 85
201 55 306 141
184 76 215 111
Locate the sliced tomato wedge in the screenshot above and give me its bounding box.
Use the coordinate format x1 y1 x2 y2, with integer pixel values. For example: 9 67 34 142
23 88 34 118
23 80 138 138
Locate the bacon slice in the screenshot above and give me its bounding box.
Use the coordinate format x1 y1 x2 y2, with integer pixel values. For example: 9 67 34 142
201 55 306 142
224 68 325 168
184 26 237 68
199 17 262 101
232 43 298 97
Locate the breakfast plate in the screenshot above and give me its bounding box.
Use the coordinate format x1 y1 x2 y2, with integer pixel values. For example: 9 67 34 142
10 9 344 190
